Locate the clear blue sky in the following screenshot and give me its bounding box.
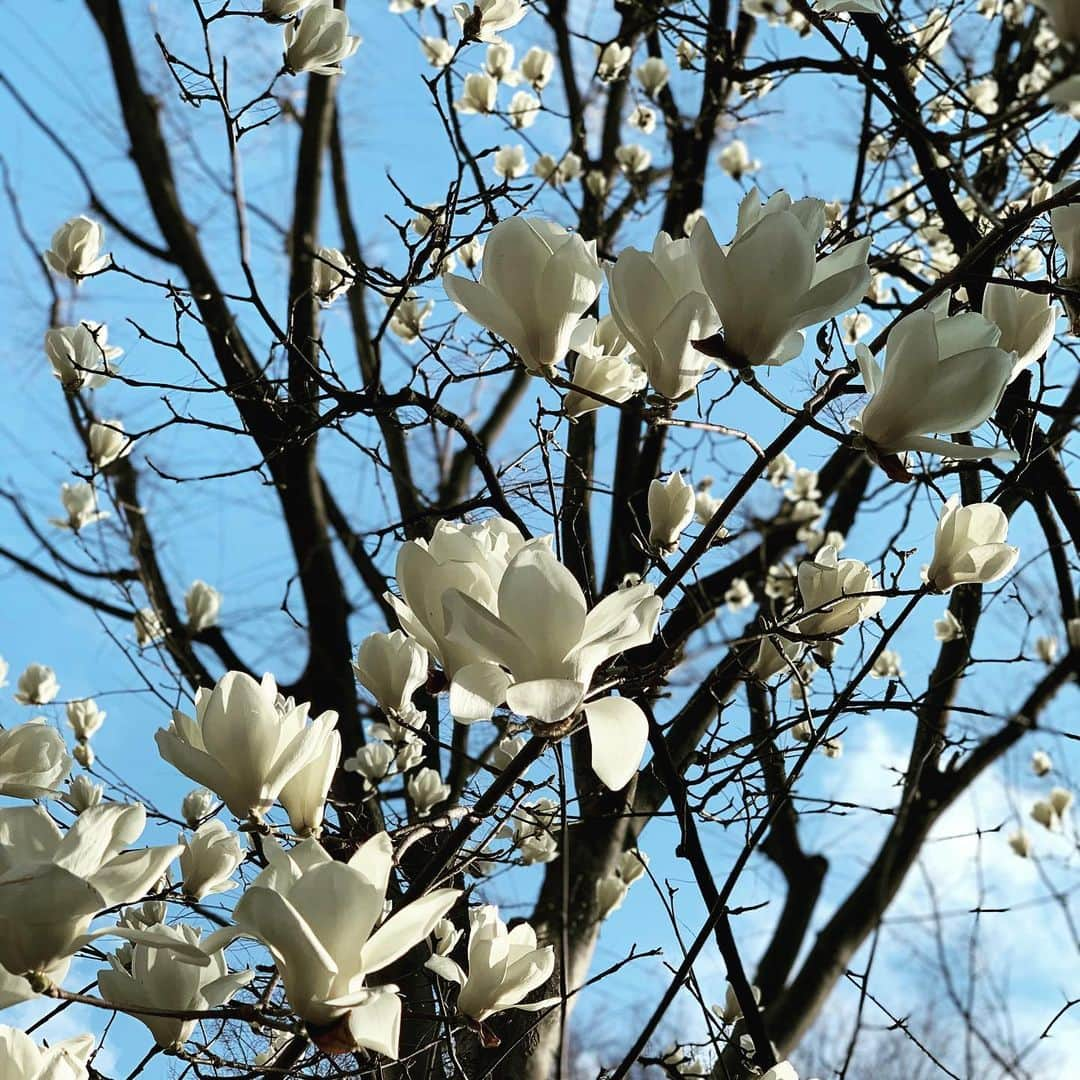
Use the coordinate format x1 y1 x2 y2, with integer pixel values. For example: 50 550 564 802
1 2 1077 1076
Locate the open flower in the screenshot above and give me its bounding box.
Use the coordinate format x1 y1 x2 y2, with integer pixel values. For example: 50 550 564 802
690 189 870 367
453 0 527 43
563 316 646 418
0 802 182 980
45 322 122 391
44 216 109 279
88 420 130 469
50 482 108 532
443 218 602 375
284 0 361 75
354 630 429 716
923 496 1019 591
407 767 451 816
425 904 555 1022
204 834 459 1057
796 546 884 638
180 820 246 900
851 305 1016 478
0 719 71 798
13 664 60 706
98 925 252 1049
312 246 353 305
608 232 720 399
0 1027 94 1080
155 672 338 821
981 283 1058 380
442 544 660 789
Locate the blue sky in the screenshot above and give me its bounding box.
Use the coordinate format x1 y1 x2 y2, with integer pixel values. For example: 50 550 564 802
1 2 1078 1076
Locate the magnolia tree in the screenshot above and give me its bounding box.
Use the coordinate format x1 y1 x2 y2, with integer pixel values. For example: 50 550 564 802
0 0 1078 1077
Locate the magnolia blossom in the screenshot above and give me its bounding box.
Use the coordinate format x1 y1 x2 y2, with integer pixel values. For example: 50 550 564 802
1031 799 1056 830
627 103 657 133
607 232 720 399
407 767 451 815
354 630 428 716
691 189 871 367
635 56 670 97
512 800 559 864
981 283 1058 380
933 609 963 642
185 580 221 634
0 1027 94 1080
73 743 94 769
182 787 216 827
134 607 166 648
180 820 246 900
344 740 398 787
389 295 435 342
520 46 554 89
726 578 753 612
1050 188 1080 332
1035 634 1058 663
1008 829 1031 857
718 139 760 180
1050 786 1073 815
0 802 182 980
312 246 353 305
50 482 108 532
563 316 645 418
796 546 884 638
454 0 527 43
443 218 602 375
421 36 454 68
14 663 59 706
66 698 105 742
870 650 902 678
387 517 531 676
493 145 528 179
615 143 652 174
923 497 1019 592
155 671 338 821
748 635 804 682
278 715 340 837
425 904 554 1021
484 41 519 83
455 72 498 114
64 774 104 813
88 420 129 469
98 926 251 1049
597 42 632 81
852 306 1016 477
648 472 696 552
1032 750 1053 776
44 216 108 279
489 734 528 771
284 1 361 76
205 834 459 1056
0 719 71 798
534 152 582 187
508 90 540 129
443 544 660 789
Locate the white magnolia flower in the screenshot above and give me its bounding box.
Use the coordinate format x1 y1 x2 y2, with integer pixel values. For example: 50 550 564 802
766 452 796 487
1008 830 1031 858
0 719 71 798
98 924 251 1049
520 46 554 90
312 246 354 306
407 767 451 816
563 316 645 418
1050 188 1080 332
1050 786 1073 815
66 698 105 742
489 734 528 770
870 650 902 678
64 774 104 813
508 90 540 128
278 717 340 838
73 743 94 769
13 663 59 706
725 578 754 612
718 139 760 180
1031 798 1056 830
852 306 1016 476
1035 634 1058 663
44 216 109 279
648 472 696 552
425 904 555 1021
185 580 221 634
205 833 459 1056
181 787 216 827
748 635 805 682
389 0 439 12
180 820 246 900
0 1027 94 1080
344 740 398 787
717 980 763 1022
455 72 498 114
0 802 183 979
796 546 884 638
596 873 629 919
284 0 361 76
88 420 129 469
617 847 649 883
923 497 1019 592
615 143 652 174
354 630 429 716
627 103 657 133
493 144 528 178
51 482 108 532
676 38 700 68
635 56 670 97
443 544 660 788
134 607 166 648
691 189 871 367
534 151 582 186
585 169 608 198
387 516 532 676
421 36 454 68
512 800 559 864
389 295 434 342
843 312 872 344
155 671 339 821
454 0 527 43
597 41 632 81
1032 750 1053 776
981 283 1058 380
933 608 963 642
444 218 602 375
484 41 519 83
607 231 720 399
